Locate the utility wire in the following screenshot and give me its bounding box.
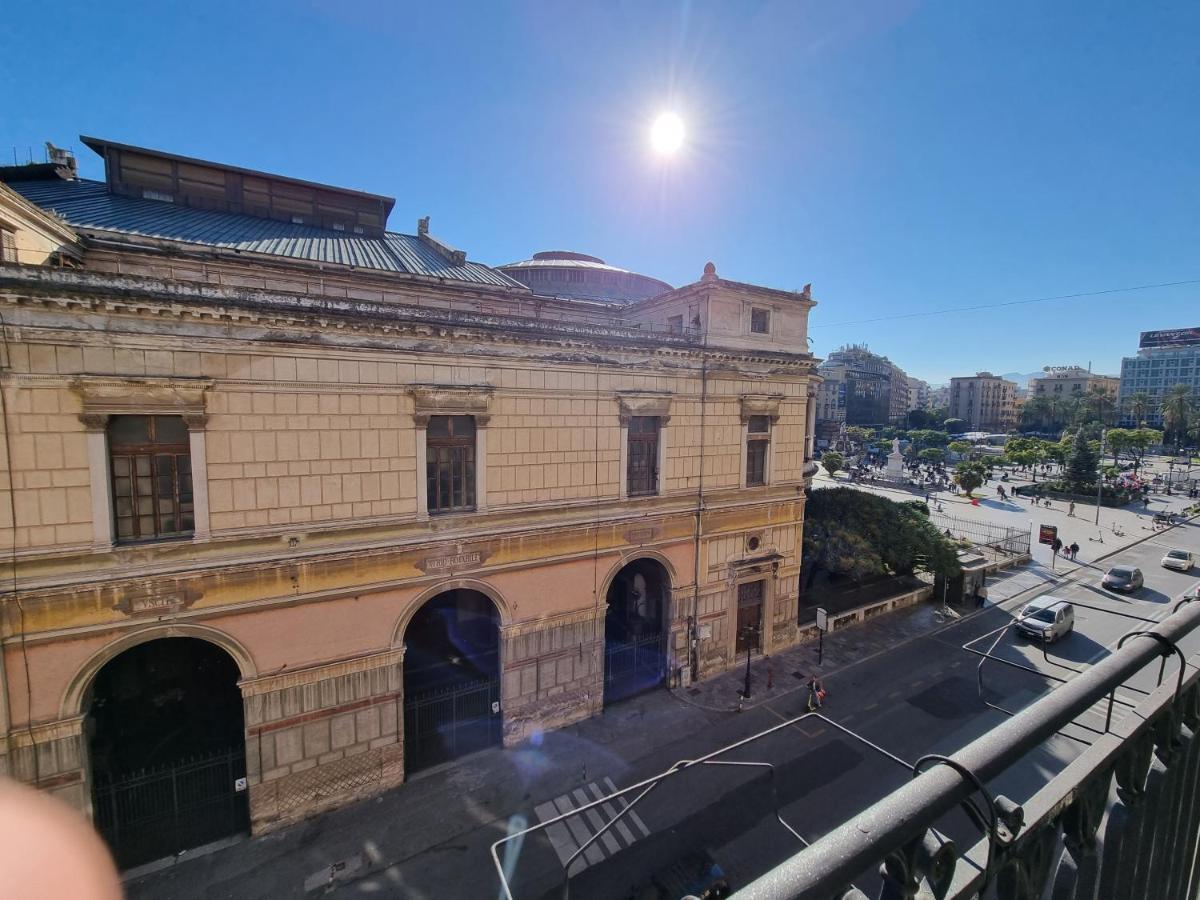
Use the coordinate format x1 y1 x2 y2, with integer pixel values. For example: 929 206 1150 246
810 278 1200 329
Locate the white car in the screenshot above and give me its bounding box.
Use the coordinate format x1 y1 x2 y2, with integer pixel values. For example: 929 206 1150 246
1162 549 1195 572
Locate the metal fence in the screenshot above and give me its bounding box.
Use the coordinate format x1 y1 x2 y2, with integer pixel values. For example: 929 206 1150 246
93 746 249 870
733 600 1200 900
929 509 1031 557
403 677 501 773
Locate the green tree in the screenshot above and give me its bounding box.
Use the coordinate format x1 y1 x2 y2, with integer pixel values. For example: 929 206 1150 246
1083 385 1116 426
1127 391 1150 427
1021 395 1053 431
907 429 950 450
844 426 874 447
944 418 967 435
1065 427 1099 490
821 451 845 477
947 440 973 457
801 488 961 590
1162 384 1194 450
953 460 987 497
1128 428 1162 473
919 447 945 464
1105 428 1134 466
906 408 933 429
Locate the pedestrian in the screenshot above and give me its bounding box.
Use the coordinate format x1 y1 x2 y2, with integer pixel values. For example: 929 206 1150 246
974 582 989 608
806 675 824 711
1070 541 1080 561
1068 501 1075 517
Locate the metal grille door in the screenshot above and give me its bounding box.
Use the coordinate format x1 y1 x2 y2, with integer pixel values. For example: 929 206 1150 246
403 677 502 773
604 631 666 703
92 747 249 870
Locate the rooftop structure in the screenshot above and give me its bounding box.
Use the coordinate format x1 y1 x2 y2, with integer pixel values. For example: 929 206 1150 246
498 250 673 303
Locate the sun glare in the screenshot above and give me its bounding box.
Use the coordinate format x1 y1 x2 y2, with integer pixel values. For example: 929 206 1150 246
650 112 685 155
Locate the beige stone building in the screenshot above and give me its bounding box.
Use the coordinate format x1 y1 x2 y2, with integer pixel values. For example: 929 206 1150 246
1030 366 1119 399
0 138 820 868
948 372 1017 432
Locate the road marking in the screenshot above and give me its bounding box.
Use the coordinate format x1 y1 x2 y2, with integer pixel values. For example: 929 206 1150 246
863 701 879 711
534 778 651 874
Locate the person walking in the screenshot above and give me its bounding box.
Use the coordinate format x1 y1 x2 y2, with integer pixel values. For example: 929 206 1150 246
1068 501 1075 517
975 582 989 608
806 675 825 711
1069 541 1080 561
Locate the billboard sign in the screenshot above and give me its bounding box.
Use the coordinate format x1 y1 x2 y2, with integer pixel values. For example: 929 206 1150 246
1140 327 1200 349
1039 524 1058 545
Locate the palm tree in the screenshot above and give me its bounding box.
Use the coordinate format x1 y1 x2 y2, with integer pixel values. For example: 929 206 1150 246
1127 391 1150 427
1084 385 1116 426
1162 384 1194 451
1021 395 1052 430
1047 395 1071 434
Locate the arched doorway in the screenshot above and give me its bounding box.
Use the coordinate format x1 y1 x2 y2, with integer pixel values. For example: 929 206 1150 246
85 637 249 869
604 558 671 705
402 589 502 773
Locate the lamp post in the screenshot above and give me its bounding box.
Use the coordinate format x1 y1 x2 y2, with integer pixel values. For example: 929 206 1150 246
1096 427 1106 526
740 624 757 700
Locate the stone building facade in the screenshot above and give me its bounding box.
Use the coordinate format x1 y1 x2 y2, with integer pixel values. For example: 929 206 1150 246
948 372 1017 431
0 139 819 867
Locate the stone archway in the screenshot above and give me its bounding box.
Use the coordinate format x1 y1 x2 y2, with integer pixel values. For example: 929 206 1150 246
83 636 250 869
603 557 672 705
402 588 502 773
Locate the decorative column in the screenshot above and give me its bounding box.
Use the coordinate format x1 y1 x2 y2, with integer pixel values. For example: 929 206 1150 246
185 414 211 540
78 414 113 551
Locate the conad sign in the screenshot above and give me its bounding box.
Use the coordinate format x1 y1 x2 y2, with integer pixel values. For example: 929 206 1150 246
1140 327 1200 349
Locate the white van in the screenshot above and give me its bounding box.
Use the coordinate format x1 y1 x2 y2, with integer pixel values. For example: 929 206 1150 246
1016 597 1075 643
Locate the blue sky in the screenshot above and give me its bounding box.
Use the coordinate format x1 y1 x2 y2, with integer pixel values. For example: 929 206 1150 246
3 1 1197 383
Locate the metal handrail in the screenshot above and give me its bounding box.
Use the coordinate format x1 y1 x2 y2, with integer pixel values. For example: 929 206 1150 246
731 601 1200 899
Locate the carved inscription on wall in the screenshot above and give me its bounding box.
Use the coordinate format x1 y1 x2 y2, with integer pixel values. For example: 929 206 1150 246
415 547 490 575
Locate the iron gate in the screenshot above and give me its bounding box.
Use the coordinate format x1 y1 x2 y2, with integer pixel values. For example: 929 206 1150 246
404 676 502 773
92 746 249 870
604 631 666 703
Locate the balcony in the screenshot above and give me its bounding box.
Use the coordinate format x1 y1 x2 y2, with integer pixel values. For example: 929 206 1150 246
733 601 1200 900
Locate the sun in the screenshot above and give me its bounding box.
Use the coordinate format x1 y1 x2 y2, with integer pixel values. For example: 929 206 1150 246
650 112 685 155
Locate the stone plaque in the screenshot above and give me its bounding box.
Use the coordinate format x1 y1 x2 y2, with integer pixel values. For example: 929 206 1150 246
113 589 195 617
626 527 657 545
416 547 489 575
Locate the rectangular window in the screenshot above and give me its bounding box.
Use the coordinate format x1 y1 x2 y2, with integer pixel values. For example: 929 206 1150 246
426 415 476 514
108 415 194 542
746 415 770 486
626 416 660 496
0 229 16 263
750 308 770 334
667 315 684 335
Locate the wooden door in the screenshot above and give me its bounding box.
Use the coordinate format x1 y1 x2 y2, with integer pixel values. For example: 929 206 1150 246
735 580 764 654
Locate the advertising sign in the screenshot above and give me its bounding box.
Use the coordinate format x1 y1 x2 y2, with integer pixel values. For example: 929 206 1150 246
815 607 829 631
1038 524 1058 545
1140 327 1200 349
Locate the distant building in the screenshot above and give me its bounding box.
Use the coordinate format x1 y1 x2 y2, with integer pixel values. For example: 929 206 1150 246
948 372 1017 431
816 345 908 429
1118 328 1200 426
929 385 950 409
906 376 930 411
1030 366 1119 400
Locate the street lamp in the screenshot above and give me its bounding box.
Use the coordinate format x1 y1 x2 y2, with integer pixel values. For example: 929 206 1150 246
1096 428 1106 526
739 623 758 700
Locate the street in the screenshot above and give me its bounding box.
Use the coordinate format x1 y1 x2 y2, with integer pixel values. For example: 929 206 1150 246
126 514 1200 900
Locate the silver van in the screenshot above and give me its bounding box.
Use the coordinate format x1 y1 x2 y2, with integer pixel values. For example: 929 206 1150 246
1017 597 1075 643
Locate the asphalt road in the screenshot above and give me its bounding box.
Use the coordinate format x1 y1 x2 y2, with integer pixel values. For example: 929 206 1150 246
487 520 1200 900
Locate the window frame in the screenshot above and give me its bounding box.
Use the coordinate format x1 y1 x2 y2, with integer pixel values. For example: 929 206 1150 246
745 414 771 487
626 415 661 497
107 414 195 543
749 307 771 335
425 414 478 515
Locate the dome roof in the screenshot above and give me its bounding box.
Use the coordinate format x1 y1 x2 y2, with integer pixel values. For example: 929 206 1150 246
498 250 672 303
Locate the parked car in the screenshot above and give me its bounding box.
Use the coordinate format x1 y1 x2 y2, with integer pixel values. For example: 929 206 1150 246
1016 597 1075 643
1184 582 1200 603
1162 549 1195 572
1103 565 1144 593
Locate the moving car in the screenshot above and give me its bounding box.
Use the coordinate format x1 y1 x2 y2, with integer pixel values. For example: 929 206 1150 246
1103 565 1144 593
1016 597 1075 643
1162 549 1195 572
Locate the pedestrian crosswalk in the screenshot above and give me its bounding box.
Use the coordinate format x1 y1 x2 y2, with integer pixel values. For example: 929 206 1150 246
534 776 652 875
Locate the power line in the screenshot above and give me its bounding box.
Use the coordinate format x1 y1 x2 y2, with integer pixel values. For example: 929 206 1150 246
810 278 1200 329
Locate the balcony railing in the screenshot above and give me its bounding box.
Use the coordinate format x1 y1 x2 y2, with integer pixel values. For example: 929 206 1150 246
734 600 1200 900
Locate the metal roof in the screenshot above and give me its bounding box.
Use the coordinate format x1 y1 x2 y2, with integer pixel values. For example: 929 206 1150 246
7 178 524 289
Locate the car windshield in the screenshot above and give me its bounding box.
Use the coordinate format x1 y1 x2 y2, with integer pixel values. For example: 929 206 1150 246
1109 568 1132 578
1025 608 1057 623
1168 551 1189 560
